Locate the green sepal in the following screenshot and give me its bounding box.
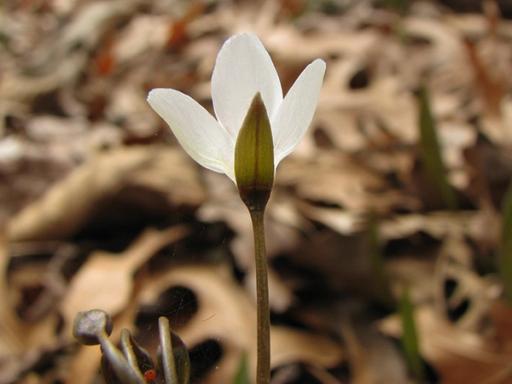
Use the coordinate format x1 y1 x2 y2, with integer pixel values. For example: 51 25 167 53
235 93 275 211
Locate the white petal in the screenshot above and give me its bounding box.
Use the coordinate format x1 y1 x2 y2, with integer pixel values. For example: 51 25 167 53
147 89 235 179
211 33 283 138
272 59 326 165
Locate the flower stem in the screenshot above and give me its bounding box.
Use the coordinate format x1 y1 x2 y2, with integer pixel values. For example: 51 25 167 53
249 208 270 384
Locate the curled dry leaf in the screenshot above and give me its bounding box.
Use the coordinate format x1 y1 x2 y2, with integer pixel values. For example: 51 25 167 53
296 202 365 236
114 15 170 63
380 234 508 383
137 263 344 383
340 322 408 384
435 236 501 331
379 210 501 242
8 147 204 241
279 154 411 215
380 304 512 383
0 233 25 359
0 234 62 384
60 226 188 336
0 0 143 102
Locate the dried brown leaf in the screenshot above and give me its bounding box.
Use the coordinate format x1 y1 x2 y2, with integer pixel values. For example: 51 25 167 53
138 263 344 383
60 226 187 335
8 147 204 241
380 304 512 383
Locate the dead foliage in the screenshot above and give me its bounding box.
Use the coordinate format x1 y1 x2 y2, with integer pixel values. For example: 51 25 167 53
2 0 512 383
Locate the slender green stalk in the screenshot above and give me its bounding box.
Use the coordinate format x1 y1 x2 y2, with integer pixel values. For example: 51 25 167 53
249 208 270 384
234 93 274 383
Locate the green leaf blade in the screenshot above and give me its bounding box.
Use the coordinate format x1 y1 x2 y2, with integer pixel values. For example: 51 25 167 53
233 353 250 384
418 86 457 210
399 288 425 382
500 183 512 303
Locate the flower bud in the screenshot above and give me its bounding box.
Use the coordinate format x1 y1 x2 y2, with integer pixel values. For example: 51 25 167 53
235 93 274 211
73 309 113 345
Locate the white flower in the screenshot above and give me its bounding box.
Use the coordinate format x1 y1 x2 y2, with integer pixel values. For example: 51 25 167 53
147 33 326 183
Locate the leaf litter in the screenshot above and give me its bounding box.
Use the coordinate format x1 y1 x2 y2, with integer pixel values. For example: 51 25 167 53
3 0 512 383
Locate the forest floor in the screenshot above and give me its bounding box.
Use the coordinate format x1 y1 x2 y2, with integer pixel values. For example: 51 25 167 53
2 0 512 383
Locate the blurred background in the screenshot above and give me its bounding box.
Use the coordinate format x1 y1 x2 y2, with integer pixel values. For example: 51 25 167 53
2 0 512 383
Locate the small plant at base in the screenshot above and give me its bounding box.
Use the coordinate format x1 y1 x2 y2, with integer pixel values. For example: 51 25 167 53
73 309 190 384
